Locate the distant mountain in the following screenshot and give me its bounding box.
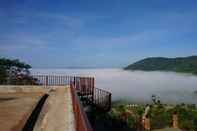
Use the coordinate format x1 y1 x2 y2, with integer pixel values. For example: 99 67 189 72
124 56 197 74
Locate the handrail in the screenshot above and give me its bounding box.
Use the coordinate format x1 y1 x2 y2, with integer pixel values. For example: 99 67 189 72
70 83 93 131
32 75 112 111
94 88 111 111
32 75 75 86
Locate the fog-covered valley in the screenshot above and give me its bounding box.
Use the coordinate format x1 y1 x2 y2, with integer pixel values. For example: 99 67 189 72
31 69 197 104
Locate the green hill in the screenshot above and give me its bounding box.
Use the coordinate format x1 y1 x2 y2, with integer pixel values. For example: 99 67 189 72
124 56 197 74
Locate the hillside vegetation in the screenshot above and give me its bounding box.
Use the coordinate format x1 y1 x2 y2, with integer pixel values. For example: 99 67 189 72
124 56 197 74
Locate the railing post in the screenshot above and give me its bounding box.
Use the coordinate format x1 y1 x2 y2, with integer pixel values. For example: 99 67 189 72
108 93 111 111
92 78 95 102
46 76 48 86
74 76 76 87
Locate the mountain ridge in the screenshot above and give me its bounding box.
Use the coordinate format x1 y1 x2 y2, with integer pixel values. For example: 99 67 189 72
124 56 197 74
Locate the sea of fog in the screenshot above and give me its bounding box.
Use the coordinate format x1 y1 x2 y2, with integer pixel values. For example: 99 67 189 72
31 69 197 104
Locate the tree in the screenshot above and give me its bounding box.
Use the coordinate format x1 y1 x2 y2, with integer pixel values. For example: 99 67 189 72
0 57 37 85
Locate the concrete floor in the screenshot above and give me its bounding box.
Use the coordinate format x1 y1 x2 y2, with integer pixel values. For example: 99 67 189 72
0 92 43 131
34 87 75 131
0 86 76 131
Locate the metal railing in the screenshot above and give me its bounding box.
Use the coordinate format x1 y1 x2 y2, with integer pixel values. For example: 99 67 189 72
73 77 94 96
70 83 93 131
72 76 111 111
94 88 111 111
2 75 112 111
32 75 75 86
1 75 111 131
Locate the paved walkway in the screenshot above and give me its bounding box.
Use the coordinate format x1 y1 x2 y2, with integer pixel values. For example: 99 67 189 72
0 86 76 131
34 87 75 131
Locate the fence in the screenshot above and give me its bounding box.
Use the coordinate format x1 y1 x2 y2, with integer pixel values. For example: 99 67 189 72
32 75 75 86
70 83 93 131
94 88 111 111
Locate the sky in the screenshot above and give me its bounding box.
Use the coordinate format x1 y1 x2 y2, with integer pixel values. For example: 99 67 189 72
0 0 197 68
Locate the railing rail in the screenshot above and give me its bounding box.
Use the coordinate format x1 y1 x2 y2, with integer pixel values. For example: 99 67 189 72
94 88 111 111
72 76 111 111
32 75 75 86
70 83 93 131
74 77 94 97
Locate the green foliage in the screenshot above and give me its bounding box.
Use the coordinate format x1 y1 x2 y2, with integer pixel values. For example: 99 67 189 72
149 103 197 130
92 101 197 131
0 57 36 85
135 106 144 117
117 105 126 112
149 105 172 129
89 108 134 131
127 116 136 128
174 104 197 131
125 56 197 74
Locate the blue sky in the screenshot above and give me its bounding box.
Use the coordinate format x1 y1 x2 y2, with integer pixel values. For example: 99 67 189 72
0 0 197 68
